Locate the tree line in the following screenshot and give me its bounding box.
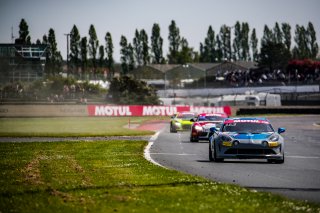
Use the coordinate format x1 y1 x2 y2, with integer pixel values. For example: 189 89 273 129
16 19 319 79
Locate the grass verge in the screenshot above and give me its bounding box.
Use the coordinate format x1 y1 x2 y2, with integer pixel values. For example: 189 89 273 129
0 140 319 213
0 117 162 137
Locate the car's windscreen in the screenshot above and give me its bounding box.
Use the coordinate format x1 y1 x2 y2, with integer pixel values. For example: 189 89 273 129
221 122 274 133
177 114 194 120
198 116 223 121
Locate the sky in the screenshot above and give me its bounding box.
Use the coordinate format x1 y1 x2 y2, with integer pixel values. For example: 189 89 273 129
1 0 319 62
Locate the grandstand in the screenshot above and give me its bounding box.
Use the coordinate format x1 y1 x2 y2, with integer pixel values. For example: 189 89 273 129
0 43 47 82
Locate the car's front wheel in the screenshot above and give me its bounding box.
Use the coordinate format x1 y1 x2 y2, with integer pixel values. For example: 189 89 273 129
212 141 223 162
209 143 214 161
170 124 177 133
268 154 284 164
190 136 199 142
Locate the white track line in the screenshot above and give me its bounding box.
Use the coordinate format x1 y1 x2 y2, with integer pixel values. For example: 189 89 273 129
144 131 167 168
286 155 320 159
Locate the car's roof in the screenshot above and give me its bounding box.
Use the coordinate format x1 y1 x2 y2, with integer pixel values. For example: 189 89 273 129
198 113 227 117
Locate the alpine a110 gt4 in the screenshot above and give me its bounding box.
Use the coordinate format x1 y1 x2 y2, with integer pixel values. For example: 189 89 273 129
209 117 285 163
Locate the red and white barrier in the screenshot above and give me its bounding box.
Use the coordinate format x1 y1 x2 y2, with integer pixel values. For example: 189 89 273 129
87 105 231 116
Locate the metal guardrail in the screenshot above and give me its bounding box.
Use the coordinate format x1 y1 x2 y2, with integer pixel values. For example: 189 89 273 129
157 85 320 98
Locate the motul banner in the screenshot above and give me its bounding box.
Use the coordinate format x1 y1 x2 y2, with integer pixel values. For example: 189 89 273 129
87 105 231 116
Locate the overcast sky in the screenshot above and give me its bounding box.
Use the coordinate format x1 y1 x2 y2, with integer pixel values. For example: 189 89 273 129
1 0 319 62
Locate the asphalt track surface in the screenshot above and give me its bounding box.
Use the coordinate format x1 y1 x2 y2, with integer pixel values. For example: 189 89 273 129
149 115 320 204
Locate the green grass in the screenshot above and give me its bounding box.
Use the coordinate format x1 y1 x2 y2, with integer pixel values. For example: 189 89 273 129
0 141 319 213
0 117 159 137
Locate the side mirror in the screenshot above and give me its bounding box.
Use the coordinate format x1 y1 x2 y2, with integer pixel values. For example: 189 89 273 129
278 127 285 134
190 118 195 122
209 127 218 133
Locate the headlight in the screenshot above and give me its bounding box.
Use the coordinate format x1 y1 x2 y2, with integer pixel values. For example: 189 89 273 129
194 125 203 131
174 120 181 126
269 134 279 142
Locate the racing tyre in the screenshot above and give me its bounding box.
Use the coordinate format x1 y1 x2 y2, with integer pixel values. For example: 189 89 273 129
209 143 214 161
170 124 177 133
190 137 199 142
213 142 223 162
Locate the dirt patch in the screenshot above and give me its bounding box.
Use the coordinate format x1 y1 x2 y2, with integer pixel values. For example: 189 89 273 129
22 154 44 185
135 120 168 131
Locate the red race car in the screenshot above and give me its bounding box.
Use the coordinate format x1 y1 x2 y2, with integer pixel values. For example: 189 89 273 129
190 113 228 142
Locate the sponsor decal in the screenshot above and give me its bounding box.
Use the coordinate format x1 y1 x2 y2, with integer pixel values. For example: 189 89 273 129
190 106 226 114
225 119 269 124
87 105 231 117
89 105 132 116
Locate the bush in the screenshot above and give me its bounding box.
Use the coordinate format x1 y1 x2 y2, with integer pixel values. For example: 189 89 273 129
107 76 160 105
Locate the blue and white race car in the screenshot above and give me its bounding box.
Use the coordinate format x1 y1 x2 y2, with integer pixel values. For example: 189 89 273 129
209 117 285 163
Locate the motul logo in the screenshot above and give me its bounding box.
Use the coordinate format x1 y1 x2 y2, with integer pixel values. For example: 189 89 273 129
87 105 231 117
143 106 177 116
95 106 132 116
190 106 225 114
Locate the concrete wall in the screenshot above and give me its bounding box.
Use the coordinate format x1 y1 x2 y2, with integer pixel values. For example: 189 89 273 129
0 104 88 117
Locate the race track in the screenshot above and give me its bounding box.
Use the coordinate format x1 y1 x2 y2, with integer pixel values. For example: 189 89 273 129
149 115 320 203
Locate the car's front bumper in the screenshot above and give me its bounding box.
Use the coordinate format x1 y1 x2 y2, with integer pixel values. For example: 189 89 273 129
216 143 284 160
191 128 213 140
173 123 192 131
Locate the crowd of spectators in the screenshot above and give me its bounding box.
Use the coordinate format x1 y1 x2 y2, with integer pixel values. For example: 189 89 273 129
222 68 320 87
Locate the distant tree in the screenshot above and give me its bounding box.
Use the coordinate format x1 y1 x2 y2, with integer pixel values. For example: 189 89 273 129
105 32 114 79
203 25 216 62
220 25 231 60
273 22 283 44
232 22 241 61
215 35 223 62
250 28 259 61
36 39 41 45
199 42 205 62
293 25 309 59
98 45 105 68
70 25 81 75
133 29 143 66
282 23 292 51
45 28 62 75
293 22 319 59
241 22 250 61
259 41 291 72
127 43 135 71
177 37 193 64
167 20 181 64
261 25 274 46
140 29 150 65
120 35 129 75
42 35 48 44
88 24 99 78
80 37 88 79
16 19 31 44
307 22 319 59
133 29 150 66
151 23 164 64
